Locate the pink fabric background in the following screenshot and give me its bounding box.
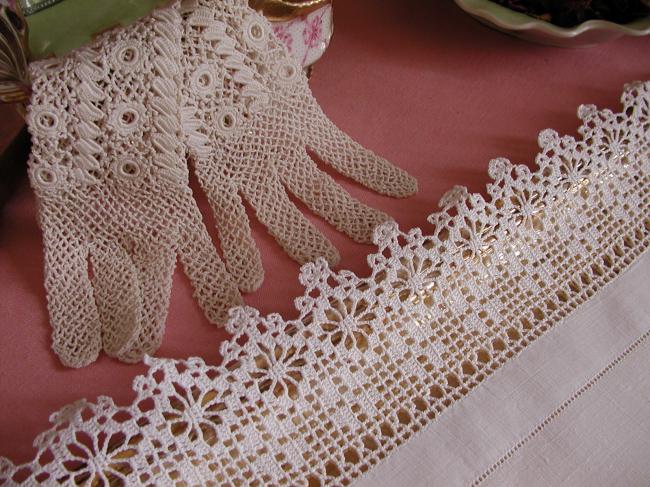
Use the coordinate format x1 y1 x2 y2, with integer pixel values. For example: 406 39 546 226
0 0 648 464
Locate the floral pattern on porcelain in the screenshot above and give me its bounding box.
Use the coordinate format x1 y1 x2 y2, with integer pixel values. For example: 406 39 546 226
272 4 333 69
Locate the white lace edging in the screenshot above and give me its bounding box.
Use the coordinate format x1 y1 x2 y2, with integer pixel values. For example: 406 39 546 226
1 81 648 485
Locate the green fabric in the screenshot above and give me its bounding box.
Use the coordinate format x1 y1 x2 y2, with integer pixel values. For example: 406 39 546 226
27 0 167 59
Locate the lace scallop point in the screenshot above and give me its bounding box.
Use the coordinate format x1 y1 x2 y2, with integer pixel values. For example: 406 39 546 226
372 220 400 247
488 157 513 181
538 128 560 149
621 80 648 105
577 103 599 122
225 305 262 335
438 185 470 210
298 257 332 288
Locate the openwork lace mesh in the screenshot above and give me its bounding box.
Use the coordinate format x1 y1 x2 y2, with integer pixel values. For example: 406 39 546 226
26 5 241 368
7 81 648 485
26 0 418 367
179 0 418 293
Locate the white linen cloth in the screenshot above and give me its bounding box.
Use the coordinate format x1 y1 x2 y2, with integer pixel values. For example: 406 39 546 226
356 249 650 487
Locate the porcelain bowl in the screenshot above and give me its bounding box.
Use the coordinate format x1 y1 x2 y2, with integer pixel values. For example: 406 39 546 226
454 0 650 48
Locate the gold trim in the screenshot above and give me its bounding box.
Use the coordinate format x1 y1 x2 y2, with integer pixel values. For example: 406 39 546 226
248 0 331 21
0 5 31 104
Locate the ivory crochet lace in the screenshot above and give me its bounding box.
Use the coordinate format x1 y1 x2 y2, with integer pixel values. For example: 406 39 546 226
179 0 417 293
26 5 241 368
26 0 417 367
5 82 647 485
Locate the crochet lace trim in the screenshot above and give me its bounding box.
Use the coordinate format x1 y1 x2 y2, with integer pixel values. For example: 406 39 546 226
2 81 648 486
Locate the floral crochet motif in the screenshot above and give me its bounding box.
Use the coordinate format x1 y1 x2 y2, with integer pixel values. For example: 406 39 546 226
320 298 376 352
248 343 307 399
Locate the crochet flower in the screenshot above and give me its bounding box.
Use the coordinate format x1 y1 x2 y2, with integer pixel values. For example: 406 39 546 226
161 384 227 446
455 217 498 263
390 254 441 306
28 104 66 138
59 429 137 484
320 297 376 352
509 188 546 231
111 40 144 72
108 102 146 136
249 343 306 399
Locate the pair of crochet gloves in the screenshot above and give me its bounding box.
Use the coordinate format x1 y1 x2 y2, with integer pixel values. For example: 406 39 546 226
26 0 417 368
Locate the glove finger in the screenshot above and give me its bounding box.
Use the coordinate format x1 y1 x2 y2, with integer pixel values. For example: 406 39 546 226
280 149 392 244
201 175 263 293
304 105 418 198
115 247 176 363
42 239 101 368
89 243 141 358
177 195 244 324
243 174 340 266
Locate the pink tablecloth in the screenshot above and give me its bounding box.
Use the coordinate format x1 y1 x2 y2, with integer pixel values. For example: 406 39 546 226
1 0 648 464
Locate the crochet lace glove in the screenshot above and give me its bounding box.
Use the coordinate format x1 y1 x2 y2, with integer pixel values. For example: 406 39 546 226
27 6 241 368
179 0 418 292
